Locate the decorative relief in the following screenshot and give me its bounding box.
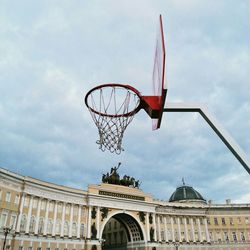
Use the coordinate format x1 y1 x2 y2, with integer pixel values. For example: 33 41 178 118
138 211 146 224
149 213 153 224
91 207 96 219
99 190 145 201
91 222 97 239
150 227 155 242
100 207 109 221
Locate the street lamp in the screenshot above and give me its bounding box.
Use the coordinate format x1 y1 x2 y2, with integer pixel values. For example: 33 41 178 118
2 227 14 250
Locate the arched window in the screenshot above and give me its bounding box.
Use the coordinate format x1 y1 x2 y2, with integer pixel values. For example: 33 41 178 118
20 214 26 232
47 219 53 235
72 222 77 237
56 220 61 235
64 221 69 236
80 224 84 238
29 216 36 233
38 218 44 234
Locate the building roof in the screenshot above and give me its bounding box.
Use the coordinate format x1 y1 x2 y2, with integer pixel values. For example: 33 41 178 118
169 184 206 203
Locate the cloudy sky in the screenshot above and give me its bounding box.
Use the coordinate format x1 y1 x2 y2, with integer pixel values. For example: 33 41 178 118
1 0 249 204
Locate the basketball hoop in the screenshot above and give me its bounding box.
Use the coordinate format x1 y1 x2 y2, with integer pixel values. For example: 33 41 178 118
85 84 142 154
85 15 167 154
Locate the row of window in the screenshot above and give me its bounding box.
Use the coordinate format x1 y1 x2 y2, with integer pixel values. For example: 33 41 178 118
0 190 86 216
210 230 250 242
207 216 249 226
0 190 20 204
19 215 85 237
14 247 79 250
158 216 204 225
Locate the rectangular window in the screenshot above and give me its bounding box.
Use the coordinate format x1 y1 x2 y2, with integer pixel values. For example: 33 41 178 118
230 217 234 225
180 217 183 224
0 213 8 227
29 247 33 250
207 218 210 225
58 203 62 213
161 230 165 241
186 218 189 224
14 194 20 204
238 217 242 224
214 217 218 225
65 205 70 214
24 196 29 207
232 232 237 242
160 216 163 224
240 232 245 241
19 246 23 250
5 192 11 202
10 215 17 228
33 198 38 208
245 217 249 224
41 200 46 210
73 206 78 216
221 218 226 225
224 232 229 242
49 202 54 212
173 217 176 224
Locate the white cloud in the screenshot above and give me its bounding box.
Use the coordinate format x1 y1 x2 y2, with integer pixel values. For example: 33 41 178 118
0 0 249 203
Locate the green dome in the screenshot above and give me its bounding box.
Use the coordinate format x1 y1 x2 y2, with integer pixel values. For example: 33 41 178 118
169 185 206 203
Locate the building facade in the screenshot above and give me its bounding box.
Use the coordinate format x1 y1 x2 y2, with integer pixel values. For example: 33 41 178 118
0 167 250 250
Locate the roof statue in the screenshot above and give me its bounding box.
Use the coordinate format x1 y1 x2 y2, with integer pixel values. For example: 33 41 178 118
102 163 141 188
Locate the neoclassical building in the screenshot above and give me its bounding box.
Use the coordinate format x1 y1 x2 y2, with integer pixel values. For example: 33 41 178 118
0 167 250 250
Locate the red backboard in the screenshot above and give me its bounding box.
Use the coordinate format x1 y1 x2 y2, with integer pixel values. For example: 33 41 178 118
152 15 167 130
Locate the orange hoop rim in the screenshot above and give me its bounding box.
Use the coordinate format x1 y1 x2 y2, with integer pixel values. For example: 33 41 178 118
84 83 142 118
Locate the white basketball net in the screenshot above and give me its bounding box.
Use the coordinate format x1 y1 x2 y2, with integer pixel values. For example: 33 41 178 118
86 85 141 154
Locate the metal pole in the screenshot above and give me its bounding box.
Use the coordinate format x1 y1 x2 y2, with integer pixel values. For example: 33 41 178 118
2 227 11 250
163 102 250 175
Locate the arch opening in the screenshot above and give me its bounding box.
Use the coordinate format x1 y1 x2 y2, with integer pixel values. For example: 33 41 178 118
101 213 144 250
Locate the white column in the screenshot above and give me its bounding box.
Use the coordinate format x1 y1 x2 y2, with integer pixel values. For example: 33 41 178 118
60 203 66 237
146 213 150 242
152 213 157 241
170 217 175 242
34 198 42 235
43 200 50 235
16 193 26 232
164 216 168 242
52 201 58 236
25 195 33 233
96 206 100 239
204 218 210 242
157 215 161 241
184 217 189 242
87 206 92 239
197 218 202 242
69 204 74 238
177 217 181 242
77 205 82 238
190 218 195 242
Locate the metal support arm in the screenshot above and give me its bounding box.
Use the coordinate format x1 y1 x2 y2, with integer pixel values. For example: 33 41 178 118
163 102 250 175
